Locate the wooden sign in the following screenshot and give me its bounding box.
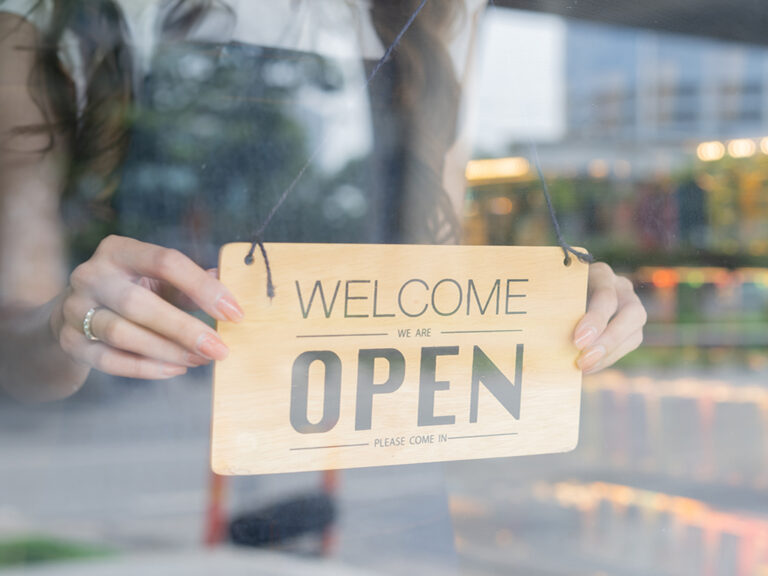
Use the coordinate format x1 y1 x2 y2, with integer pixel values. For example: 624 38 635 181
212 243 589 475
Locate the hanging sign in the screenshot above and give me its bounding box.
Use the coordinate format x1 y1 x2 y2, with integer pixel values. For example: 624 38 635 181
211 243 589 475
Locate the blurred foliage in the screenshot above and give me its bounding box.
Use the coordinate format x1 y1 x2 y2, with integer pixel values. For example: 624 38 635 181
0 536 112 567
469 151 768 269
614 346 768 370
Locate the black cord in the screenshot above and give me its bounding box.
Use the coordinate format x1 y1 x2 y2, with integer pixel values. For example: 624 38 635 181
244 1 590 300
245 0 431 298
530 143 594 266
245 237 275 299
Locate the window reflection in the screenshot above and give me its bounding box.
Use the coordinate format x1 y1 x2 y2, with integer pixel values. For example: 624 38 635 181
452 6 768 576
1 1 767 575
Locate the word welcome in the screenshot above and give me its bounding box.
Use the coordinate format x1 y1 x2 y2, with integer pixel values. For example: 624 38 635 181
295 278 527 319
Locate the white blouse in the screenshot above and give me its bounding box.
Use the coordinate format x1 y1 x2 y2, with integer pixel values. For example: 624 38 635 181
1 0 398 112
1 0 484 96
1 0 486 208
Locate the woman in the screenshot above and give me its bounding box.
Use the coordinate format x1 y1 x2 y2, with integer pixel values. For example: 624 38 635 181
0 0 646 402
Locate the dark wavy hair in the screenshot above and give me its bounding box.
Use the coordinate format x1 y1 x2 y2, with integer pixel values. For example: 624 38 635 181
7 0 464 243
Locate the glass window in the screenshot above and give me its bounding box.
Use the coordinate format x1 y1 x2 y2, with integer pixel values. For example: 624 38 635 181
1 1 766 575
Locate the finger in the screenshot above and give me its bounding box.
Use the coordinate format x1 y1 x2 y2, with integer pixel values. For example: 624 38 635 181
61 295 210 367
101 236 242 323
57 324 188 379
577 275 646 372
60 291 99 336
93 278 230 361
594 277 645 351
576 298 645 373
151 268 221 311
583 329 644 375
89 307 210 368
82 341 190 380
140 277 199 312
574 264 619 350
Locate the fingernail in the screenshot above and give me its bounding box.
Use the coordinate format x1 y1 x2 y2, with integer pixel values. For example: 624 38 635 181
574 326 598 350
186 354 211 367
162 365 187 378
577 345 605 372
197 333 229 360
216 295 244 323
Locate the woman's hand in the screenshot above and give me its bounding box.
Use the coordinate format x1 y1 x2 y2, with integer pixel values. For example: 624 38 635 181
573 262 646 374
50 235 244 380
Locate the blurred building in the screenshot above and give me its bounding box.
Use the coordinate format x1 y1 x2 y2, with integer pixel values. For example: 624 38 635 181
467 9 768 259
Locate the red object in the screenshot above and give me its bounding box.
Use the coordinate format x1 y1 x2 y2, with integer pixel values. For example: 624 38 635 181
321 470 339 556
652 268 679 289
204 472 228 547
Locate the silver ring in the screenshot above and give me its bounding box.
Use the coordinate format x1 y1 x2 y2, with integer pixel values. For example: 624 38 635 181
83 307 100 342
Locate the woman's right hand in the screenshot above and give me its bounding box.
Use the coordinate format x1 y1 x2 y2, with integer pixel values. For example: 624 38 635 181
49 235 244 380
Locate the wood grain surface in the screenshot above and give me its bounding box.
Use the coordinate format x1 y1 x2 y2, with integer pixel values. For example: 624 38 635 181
212 243 589 475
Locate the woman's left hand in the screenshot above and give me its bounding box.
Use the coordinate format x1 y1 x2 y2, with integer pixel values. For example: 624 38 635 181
573 262 647 374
